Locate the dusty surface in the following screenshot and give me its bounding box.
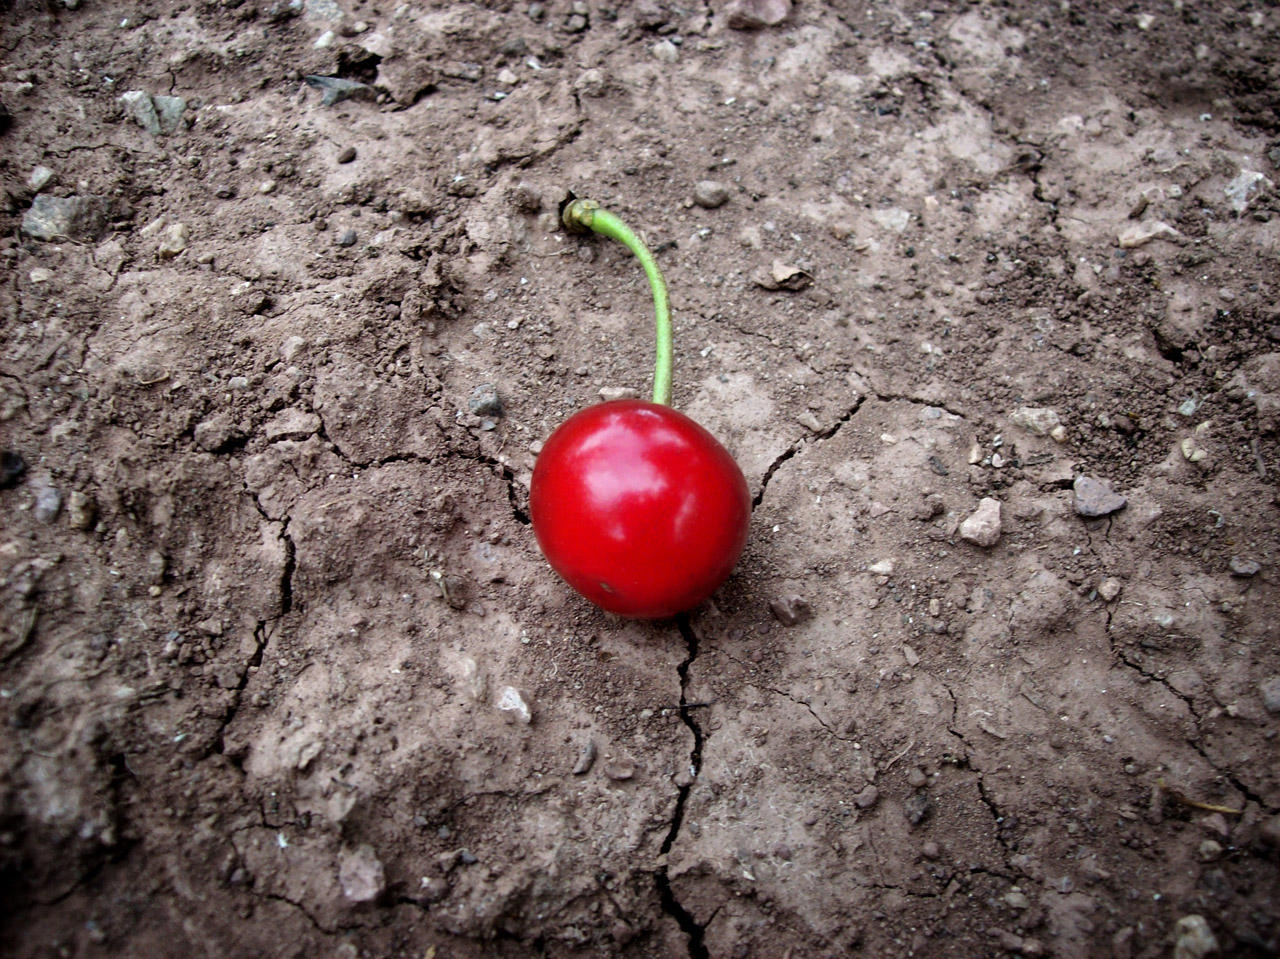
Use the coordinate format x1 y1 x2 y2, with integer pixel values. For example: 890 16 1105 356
3 1 1280 957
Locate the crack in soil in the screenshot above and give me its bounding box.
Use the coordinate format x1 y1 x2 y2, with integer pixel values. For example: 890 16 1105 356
214 619 269 760
654 614 709 959
309 408 530 526
940 682 1017 868
752 396 865 508
1112 650 1267 810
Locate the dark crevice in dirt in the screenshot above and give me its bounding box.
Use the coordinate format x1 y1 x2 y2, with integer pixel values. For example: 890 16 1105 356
214 620 269 760
941 681 1017 869
312 417 355 466
1112 650 1267 810
655 615 708 959
871 391 968 420
752 396 865 508
259 889 335 936
464 450 531 526
279 519 296 615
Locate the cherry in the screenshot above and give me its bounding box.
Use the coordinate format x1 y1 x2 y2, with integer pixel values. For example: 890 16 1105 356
529 199 751 618
530 399 750 619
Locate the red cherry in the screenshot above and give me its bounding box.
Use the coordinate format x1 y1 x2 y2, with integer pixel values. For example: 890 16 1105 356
530 399 751 619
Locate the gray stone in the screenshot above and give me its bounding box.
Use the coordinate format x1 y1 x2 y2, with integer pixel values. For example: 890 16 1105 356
572 739 596 775
467 383 502 416
336 229 357 247
694 180 730 209
28 165 54 192
1072 476 1127 517
120 90 162 134
34 483 62 523
336 145 357 164
959 497 1002 547
152 95 188 133
1259 675 1280 714
1229 556 1260 577
338 844 386 902
305 74 375 107
22 194 112 242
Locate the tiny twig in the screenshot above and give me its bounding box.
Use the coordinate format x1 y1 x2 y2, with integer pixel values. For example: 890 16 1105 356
882 738 917 773
1156 778 1243 816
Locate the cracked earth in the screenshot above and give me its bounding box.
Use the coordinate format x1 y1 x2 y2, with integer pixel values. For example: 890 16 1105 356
3 1 1280 957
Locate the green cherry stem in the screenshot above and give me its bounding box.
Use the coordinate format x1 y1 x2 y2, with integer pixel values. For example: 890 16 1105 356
562 198 673 407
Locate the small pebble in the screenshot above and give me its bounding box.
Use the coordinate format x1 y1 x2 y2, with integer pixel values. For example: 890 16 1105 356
769 595 811 626
573 739 597 775
1259 675 1280 714
693 180 730 209
157 222 189 258
496 685 532 724
29 165 54 191
336 146 357 164
1004 889 1031 910
305 74 374 107
1173 915 1218 959
959 497 1003 547
336 229 358 247
1009 406 1061 437
338 844 386 902
921 840 940 860
468 383 502 416
34 483 62 523
651 39 679 62
725 0 792 29
604 760 636 781
1072 475 1127 518
1197 839 1222 862
853 784 880 809
1229 557 1260 577
1098 577 1123 602
868 559 894 576
67 490 96 530
907 768 927 789
904 791 932 826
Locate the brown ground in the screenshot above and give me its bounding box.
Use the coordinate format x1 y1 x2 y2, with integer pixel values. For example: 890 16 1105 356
2 1 1280 957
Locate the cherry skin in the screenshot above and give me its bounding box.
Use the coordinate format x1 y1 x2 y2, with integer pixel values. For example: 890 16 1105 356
530 399 751 619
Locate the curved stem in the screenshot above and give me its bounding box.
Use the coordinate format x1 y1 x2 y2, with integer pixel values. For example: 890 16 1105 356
563 199 673 407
